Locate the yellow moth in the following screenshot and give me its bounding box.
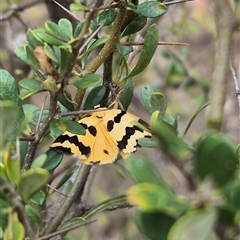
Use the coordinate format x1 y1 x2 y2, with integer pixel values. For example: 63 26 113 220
50 108 152 165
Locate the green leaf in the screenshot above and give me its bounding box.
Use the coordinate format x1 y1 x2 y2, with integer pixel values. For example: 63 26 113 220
81 35 110 58
125 24 159 79
121 16 147 37
0 70 24 118
19 89 43 100
136 211 175 240
138 137 158 148
116 44 133 56
168 208 217 240
50 119 67 137
45 21 69 41
57 91 75 111
59 47 74 74
97 9 117 26
127 183 171 211
58 18 73 38
74 21 96 38
70 2 90 11
30 191 46 205
43 149 63 171
119 78 134 110
151 113 190 161
150 93 167 116
42 79 61 92
55 165 79 189
65 120 86 135
132 2 167 18
32 109 49 126
20 141 28 167
25 45 41 68
50 119 86 138
4 211 25 240
0 162 8 181
18 78 42 90
26 29 44 48
44 43 59 63
34 29 65 46
73 74 102 89
195 131 238 187
31 154 47 169
126 155 165 186
0 101 18 148
25 205 42 227
166 60 187 87
3 145 20 185
14 45 28 64
18 168 50 203
127 182 189 215
141 84 155 115
0 192 11 230
84 85 107 110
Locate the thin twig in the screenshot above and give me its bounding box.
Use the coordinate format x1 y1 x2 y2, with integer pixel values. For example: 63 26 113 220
42 164 92 235
37 219 97 240
19 136 35 141
52 0 80 23
35 93 48 133
122 41 189 46
230 61 240 120
0 0 45 22
22 93 59 171
164 0 195 6
79 24 104 55
46 184 67 197
0 177 35 239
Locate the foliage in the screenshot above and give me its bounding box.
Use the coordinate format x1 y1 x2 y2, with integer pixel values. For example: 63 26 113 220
0 0 239 240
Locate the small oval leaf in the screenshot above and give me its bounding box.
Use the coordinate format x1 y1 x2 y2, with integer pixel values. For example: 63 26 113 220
18 168 50 203
97 9 117 26
18 78 42 90
132 2 168 18
73 74 102 89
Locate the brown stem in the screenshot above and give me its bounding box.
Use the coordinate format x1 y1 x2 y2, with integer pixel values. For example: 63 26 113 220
207 0 238 130
21 92 58 171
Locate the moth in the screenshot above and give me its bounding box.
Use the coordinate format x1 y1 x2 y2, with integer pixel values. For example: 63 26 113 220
50 108 152 165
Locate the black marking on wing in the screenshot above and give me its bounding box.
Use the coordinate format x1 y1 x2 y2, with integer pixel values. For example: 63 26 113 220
107 120 114 131
107 111 126 132
51 135 91 156
103 149 109 155
117 125 150 150
114 111 126 123
117 126 136 150
88 125 97 136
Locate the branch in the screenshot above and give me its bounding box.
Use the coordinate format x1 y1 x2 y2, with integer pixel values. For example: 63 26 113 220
122 41 189 46
164 0 195 6
207 0 238 130
37 219 96 240
0 177 35 239
21 92 59 171
0 0 45 22
230 61 240 120
42 164 92 235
